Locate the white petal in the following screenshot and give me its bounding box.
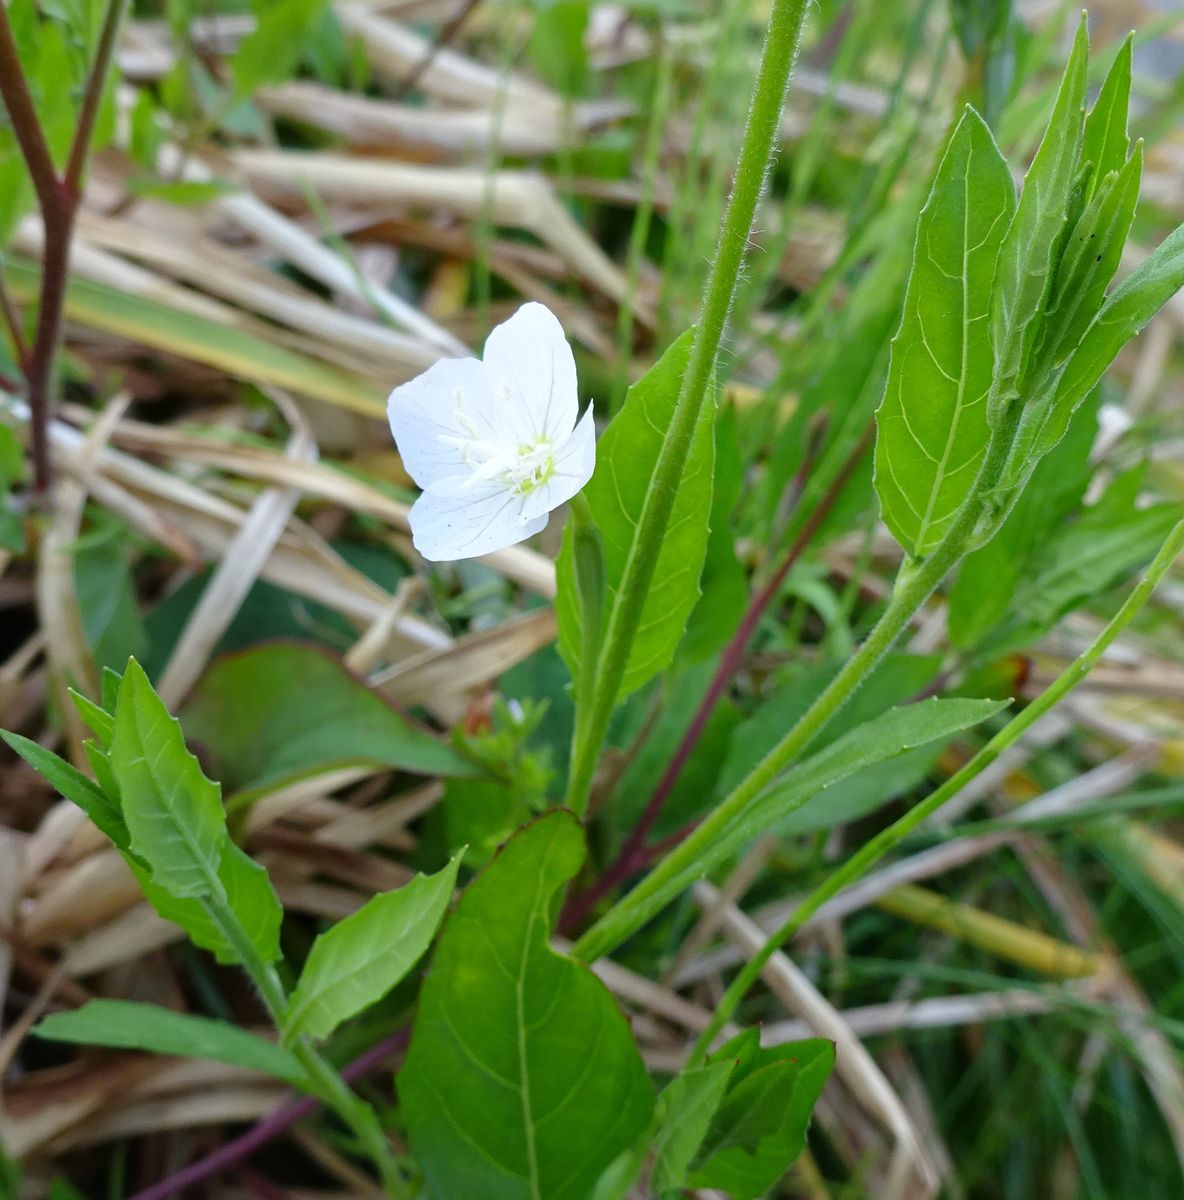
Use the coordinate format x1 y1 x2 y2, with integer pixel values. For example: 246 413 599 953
482 302 578 444
518 403 597 522
388 357 497 491
409 479 549 562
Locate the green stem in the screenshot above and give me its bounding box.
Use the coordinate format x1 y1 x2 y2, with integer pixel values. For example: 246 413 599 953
205 898 408 1198
564 0 811 817
573 426 1015 961
683 517 1184 1064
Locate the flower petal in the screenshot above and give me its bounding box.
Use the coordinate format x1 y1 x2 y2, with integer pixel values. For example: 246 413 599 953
409 479 549 562
518 403 597 522
482 302 579 444
388 357 497 490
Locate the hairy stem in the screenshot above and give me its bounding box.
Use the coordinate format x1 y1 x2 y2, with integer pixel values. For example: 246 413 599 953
685 517 1184 1063
563 0 812 817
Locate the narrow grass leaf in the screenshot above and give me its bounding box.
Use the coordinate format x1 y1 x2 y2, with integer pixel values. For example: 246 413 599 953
35 1000 306 1086
874 107 1015 557
284 851 462 1042
400 812 654 1200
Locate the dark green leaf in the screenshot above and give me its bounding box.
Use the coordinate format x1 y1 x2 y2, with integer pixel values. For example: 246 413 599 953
556 330 716 702
400 812 654 1200
35 1000 306 1086
874 107 1015 557
233 0 327 97
652 1061 735 1193
284 852 462 1042
180 643 474 802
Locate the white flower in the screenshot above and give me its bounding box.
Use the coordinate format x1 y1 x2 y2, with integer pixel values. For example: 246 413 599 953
388 302 596 562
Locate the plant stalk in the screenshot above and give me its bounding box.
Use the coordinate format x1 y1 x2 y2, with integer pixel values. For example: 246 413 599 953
684 517 1184 1063
563 0 812 817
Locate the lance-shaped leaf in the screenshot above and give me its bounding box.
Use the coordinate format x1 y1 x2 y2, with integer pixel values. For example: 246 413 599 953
652 1061 736 1193
989 17 1088 417
35 1000 306 1087
1034 222 1184 460
283 852 462 1042
399 812 654 1200
1081 34 1132 203
556 330 715 703
874 107 1015 558
111 659 226 900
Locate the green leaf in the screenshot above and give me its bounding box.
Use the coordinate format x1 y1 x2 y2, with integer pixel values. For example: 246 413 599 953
111 659 226 899
873 107 1015 557
612 697 1008 941
126 178 241 206
528 1 589 98
233 0 327 97
1037 143 1142 372
0 732 125 848
132 840 283 966
284 852 462 1042
1033 222 1184 460
1081 35 1132 202
70 688 114 747
180 644 474 803
35 1000 306 1086
652 1061 735 1193
556 330 715 702
989 16 1088 416
688 1039 834 1198
399 812 654 1200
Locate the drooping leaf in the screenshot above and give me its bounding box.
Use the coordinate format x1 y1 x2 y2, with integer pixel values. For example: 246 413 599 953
652 1061 735 1193
400 813 653 1200
35 1000 306 1086
688 1039 835 1198
989 16 1088 416
283 852 462 1042
874 107 1015 557
180 643 475 803
556 330 715 703
110 659 226 900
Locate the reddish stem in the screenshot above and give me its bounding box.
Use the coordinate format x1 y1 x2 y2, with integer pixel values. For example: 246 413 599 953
561 427 873 933
126 1029 409 1200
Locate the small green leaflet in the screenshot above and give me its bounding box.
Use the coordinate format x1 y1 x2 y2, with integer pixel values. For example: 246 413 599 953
556 329 715 703
283 852 462 1042
400 813 654 1200
989 16 1087 417
688 1038 835 1198
35 999 307 1087
874 107 1015 558
652 1061 735 1193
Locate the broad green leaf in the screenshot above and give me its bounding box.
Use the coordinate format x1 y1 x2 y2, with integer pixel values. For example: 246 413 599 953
233 0 327 97
35 1000 306 1086
111 659 226 899
1032 222 1184 460
0 732 124 848
3 258 387 417
181 643 475 803
603 697 1008 944
989 17 1088 417
652 1061 735 1193
400 812 654 1200
689 1039 834 1198
556 330 715 702
1081 35 1132 202
874 107 1015 557
1037 144 1142 372
283 852 462 1042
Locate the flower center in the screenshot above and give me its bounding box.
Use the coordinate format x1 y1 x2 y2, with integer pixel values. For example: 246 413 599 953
439 389 555 495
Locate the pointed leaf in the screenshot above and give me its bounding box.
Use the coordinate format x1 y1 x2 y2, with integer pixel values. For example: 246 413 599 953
111 659 226 899
652 1061 735 1193
400 812 654 1200
989 17 1088 414
35 1000 306 1086
556 330 715 701
1081 35 1132 201
284 852 462 1042
69 688 113 747
874 107 1015 557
